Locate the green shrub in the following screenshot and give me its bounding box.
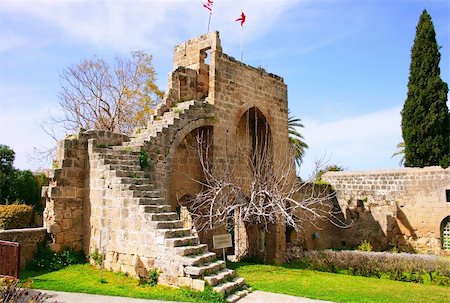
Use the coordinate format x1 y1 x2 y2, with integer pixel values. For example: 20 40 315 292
140 268 159 286
90 248 103 266
0 204 34 229
288 248 450 285
181 285 227 303
1 145 46 210
26 244 86 271
10 170 41 209
357 240 373 252
139 151 148 170
148 268 159 286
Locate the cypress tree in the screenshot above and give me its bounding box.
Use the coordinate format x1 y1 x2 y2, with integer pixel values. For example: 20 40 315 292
401 10 449 167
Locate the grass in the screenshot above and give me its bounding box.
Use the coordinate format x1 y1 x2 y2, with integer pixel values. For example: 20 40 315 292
20 262 450 303
227 262 450 303
21 264 226 303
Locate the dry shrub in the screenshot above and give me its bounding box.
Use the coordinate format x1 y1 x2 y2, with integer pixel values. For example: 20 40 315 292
0 205 34 229
286 246 450 285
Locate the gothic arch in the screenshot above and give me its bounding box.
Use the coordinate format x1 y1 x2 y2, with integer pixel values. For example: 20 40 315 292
441 216 450 250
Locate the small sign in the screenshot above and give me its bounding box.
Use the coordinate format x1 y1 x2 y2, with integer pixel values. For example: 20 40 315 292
213 233 232 250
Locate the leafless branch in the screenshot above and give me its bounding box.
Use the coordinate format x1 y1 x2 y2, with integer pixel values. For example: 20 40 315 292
181 117 348 236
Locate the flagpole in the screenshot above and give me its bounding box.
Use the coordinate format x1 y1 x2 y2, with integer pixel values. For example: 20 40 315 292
207 13 212 33
240 25 243 61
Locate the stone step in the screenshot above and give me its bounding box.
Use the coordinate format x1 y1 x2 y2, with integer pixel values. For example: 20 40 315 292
124 140 152 148
112 145 141 153
123 190 160 198
137 197 167 205
119 184 156 191
105 164 142 172
114 170 146 178
177 100 197 111
174 244 208 256
122 141 143 147
226 289 250 303
165 236 199 247
157 228 191 239
142 205 172 213
98 153 140 160
115 177 150 185
184 260 226 277
181 251 216 267
213 277 246 296
147 212 179 221
95 148 139 156
204 268 236 287
135 129 158 137
153 220 184 229
101 158 140 166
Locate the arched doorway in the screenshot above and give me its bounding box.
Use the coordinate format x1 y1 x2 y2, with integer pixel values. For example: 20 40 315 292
441 216 450 250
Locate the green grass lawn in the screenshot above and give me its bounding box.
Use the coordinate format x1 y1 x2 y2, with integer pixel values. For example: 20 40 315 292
228 262 450 303
20 264 226 303
21 263 450 303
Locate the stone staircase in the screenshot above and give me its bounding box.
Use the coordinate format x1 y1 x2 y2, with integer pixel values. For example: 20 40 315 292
123 100 202 148
91 101 249 302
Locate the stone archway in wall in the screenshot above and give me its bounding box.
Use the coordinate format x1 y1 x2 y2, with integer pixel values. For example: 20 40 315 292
234 107 277 262
169 125 216 248
441 216 450 250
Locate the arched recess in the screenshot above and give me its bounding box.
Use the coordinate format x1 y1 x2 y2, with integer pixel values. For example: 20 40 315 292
168 124 215 248
234 107 276 262
235 107 273 174
441 216 450 250
169 125 213 211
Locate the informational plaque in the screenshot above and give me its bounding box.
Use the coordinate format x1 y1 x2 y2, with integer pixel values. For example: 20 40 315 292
213 233 232 250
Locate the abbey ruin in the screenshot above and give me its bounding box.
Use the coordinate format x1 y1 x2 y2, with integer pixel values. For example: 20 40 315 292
41 32 450 302
42 32 291 302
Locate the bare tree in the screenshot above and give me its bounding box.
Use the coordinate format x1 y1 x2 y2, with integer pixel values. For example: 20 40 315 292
181 116 347 261
51 51 163 135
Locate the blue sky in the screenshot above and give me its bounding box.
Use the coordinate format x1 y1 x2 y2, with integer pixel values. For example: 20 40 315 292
0 0 448 178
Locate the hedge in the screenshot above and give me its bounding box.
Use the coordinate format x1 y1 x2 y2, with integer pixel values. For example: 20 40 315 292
287 246 450 286
0 204 34 229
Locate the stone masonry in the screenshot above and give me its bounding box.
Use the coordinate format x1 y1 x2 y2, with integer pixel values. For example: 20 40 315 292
0 227 47 268
43 32 291 302
323 167 450 254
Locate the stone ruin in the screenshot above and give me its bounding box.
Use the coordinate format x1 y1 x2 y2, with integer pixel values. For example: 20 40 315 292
41 32 450 302
42 32 290 302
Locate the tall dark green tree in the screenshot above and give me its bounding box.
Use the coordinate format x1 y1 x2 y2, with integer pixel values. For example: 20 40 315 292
401 10 449 167
0 145 15 201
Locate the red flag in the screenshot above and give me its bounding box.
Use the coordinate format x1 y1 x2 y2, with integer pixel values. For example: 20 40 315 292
203 0 213 13
235 11 246 26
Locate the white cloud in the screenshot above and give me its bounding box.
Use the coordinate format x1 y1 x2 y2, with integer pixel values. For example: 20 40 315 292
0 0 303 53
0 83 62 171
299 106 403 178
0 30 26 52
0 106 55 171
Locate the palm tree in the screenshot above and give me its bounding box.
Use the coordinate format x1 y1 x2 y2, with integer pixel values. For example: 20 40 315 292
288 111 309 166
391 141 405 166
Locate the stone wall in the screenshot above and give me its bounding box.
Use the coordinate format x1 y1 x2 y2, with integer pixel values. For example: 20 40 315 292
323 166 450 254
0 227 47 268
166 32 291 263
214 43 290 264
289 184 343 251
44 32 294 283
43 130 129 252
